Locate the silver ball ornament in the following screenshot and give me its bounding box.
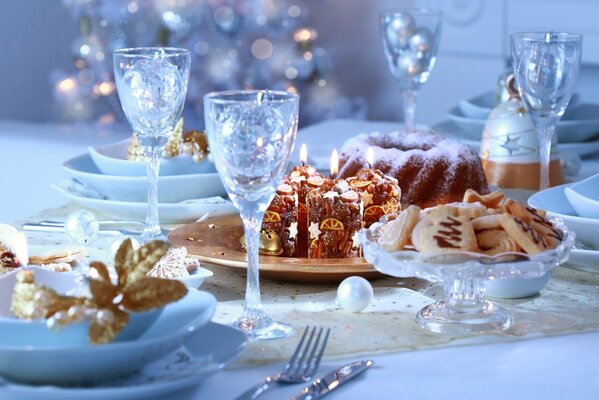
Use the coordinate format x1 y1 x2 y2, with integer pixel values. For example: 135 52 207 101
65 210 99 245
337 276 374 313
394 51 425 76
385 14 415 49
409 28 434 52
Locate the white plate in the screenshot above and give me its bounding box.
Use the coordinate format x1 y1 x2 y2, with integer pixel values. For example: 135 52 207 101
64 153 226 202
89 139 216 177
52 183 237 224
0 322 246 400
564 174 599 219
528 183 599 273
0 278 216 385
458 92 581 120
448 104 599 143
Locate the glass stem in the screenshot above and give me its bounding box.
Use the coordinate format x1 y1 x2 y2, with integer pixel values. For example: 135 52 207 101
402 89 418 134
240 206 265 315
536 123 555 191
444 277 485 312
143 147 162 238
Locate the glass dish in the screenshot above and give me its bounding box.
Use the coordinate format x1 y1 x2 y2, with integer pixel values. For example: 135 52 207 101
359 216 574 335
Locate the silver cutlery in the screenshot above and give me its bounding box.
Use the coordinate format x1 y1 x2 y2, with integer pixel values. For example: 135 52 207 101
22 212 211 237
292 360 373 400
236 326 330 400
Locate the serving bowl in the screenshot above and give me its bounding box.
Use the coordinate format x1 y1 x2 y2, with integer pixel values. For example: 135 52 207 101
360 216 574 334
0 268 216 385
0 268 162 346
528 183 599 248
64 153 226 202
89 139 216 176
564 174 599 219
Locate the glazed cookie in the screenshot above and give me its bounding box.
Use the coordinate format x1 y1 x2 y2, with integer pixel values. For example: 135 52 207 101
463 189 505 209
28 245 87 266
499 214 548 255
424 203 487 221
472 214 503 231
412 212 479 254
476 229 521 255
379 205 421 251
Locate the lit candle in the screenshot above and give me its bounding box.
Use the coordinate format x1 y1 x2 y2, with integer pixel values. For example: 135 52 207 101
366 147 374 169
330 149 338 179
300 143 308 167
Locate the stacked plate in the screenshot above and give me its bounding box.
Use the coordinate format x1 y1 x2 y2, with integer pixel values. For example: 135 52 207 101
529 175 599 274
56 139 237 223
0 268 246 399
446 92 599 157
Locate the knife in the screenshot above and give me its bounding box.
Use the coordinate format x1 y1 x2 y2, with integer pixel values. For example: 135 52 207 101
292 360 373 400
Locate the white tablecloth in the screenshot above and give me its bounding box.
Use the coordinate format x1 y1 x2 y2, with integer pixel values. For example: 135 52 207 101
1 120 598 399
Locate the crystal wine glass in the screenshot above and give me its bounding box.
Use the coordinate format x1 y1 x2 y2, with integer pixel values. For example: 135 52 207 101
204 90 299 340
113 47 190 242
380 9 442 133
511 32 582 190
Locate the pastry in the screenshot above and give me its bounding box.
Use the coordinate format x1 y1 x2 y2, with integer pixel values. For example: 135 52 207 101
338 131 489 208
379 205 420 251
476 229 521 255
412 208 479 253
28 245 87 266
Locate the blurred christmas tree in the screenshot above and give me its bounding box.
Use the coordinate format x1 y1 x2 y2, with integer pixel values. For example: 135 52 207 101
53 0 366 128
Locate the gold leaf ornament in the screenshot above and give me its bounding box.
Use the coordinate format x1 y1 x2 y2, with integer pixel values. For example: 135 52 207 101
11 240 188 345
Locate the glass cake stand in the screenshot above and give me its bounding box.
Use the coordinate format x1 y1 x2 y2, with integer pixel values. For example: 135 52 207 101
360 217 574 335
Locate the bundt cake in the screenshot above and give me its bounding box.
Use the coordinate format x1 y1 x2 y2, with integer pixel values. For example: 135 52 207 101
338 131 489 208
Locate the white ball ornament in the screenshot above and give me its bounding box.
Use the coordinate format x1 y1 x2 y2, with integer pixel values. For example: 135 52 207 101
409 28 434 52
385 14 415 49
65 210 99 245
336 276 374 313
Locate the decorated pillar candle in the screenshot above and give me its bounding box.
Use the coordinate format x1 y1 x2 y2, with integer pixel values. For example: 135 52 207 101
346 148 402 227
288 144 327 256
261 181 298 256
307 182 362 259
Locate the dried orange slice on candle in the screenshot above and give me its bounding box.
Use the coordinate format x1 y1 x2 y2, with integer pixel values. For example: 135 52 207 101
350 180 372 189
310 239 319 249
263 211 282 223
320 218 344 231
364 205 384 218
382 198 400 214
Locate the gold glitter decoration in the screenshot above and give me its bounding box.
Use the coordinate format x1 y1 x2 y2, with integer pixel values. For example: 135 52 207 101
240 229 283 256
126 118 184 161
182 130 210 162
10 240 187 345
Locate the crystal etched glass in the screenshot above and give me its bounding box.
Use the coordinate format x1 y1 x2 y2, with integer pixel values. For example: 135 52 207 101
511 32 582 190
381 9 442 133
204 90 299 340
360 217 574 335
113 47 190 242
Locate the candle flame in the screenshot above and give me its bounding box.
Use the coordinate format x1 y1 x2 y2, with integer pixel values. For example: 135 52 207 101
300 143 308 165
330 149 338 178
366 147 374 167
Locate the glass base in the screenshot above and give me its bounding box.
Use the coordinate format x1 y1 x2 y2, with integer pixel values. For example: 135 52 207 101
416 300 512 335
232 308 294 340
139 228 167 244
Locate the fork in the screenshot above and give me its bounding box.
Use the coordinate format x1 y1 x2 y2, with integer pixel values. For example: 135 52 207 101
236 326 330 400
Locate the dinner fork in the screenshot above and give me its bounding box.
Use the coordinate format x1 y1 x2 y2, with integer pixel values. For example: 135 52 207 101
236 326 330 400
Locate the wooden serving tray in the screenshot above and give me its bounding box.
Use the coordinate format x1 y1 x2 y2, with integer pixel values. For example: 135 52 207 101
168 214 382 283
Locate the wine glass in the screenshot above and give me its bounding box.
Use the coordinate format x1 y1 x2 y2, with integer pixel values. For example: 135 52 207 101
510 32 582 190
113 47 190 242
204 90 299 340
380 9 442 133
